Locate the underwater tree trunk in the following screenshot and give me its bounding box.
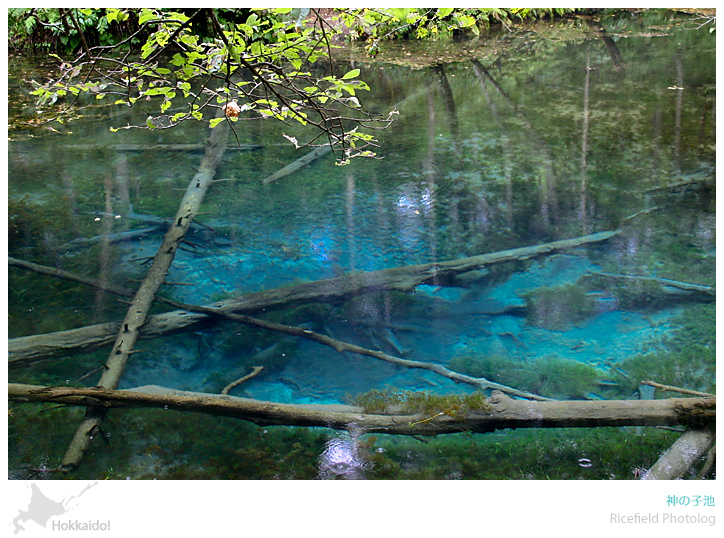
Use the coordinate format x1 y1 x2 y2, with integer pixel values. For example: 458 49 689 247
8 256 549 400
8 384 715 436
262 144 332 184
9 230 620 365
58 120 231 472
62 143 262 153
60 227 158 251
640 427 716 480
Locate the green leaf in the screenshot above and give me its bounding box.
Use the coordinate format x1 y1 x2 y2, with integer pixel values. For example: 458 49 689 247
139 9 156 26
143 87 170 96
341 68 360 80
107 9 128 24
209 117 226 128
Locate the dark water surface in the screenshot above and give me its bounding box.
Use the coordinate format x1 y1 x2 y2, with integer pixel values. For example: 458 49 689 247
8 11 715 479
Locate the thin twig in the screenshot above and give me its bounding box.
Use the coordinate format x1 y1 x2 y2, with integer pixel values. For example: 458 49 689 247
640 379 715 398
221 366 264 395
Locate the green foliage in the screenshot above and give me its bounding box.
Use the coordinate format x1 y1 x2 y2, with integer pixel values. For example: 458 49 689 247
24 8 388 161
362 427 685 479
336 7 577 48
9 8 139 52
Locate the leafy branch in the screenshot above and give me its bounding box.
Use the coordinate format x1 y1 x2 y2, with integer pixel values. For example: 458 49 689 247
27 8 394 162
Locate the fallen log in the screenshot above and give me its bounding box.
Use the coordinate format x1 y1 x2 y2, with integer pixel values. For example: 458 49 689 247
59 119 231 471
62 143 262 153
60 227 157 252
9 230 619 365
586 271 715 296
262 144 332 184
640 427 716 480
8 383 715 436
9 253 549 400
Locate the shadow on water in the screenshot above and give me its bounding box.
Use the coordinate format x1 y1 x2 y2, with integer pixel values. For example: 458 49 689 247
8 10 715 479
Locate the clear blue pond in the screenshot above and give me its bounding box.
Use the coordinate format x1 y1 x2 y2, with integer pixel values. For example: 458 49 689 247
8 11 715 479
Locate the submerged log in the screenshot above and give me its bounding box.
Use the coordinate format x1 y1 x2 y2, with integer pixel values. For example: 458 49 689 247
8 384 715 436
262 144 332 184
60 227 157 252
59 119 231 471
8 253 549 399
586 271 715 296
8 230 619 365
640 427 716 480
63 143 262 153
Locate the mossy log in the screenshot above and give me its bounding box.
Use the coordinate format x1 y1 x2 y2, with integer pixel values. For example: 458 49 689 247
8 384 715 436
9 230 619 365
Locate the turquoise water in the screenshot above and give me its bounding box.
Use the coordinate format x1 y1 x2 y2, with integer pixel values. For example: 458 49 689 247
8 11 715 479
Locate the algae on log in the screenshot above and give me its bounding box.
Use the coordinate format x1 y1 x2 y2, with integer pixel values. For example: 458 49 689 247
8 230 619 365
8 384 715 436
59 120 231 472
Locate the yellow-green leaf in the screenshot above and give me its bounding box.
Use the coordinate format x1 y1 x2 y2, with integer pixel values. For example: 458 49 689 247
342 68 360 80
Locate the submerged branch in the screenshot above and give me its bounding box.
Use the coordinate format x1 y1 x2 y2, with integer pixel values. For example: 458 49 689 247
221 366 265 395
165 298 552 401
9 255 549 400
640 379 716 398
9 230 619 365
586 271 715 296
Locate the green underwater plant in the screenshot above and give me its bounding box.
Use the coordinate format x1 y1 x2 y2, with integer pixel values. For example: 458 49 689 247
523 284 596 331
450 353 602 399
350 388 493 417
605 303 716 397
